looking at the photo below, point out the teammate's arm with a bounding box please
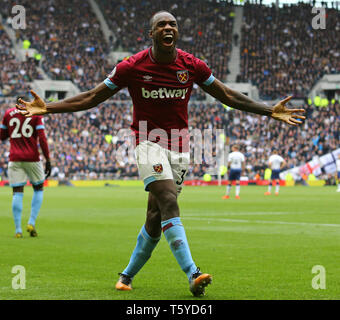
[37,126,51,178]
[200,78,305,126]
[16,83,120,116]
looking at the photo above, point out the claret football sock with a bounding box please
[28,190,43,227]
[161,217,197,280]
[122,225,161,278]
[12,192,24,233]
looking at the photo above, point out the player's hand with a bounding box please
[271,96,305,126]
[45,160,51,179]
[16,90,48,117]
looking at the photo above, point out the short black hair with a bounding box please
[149,10,174,28]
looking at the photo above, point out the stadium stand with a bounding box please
[0,23,42,97]
[0,0,111,91]
[238,3,340,100]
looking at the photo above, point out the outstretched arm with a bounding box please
[16,83,120,116]
[200,78,305,125]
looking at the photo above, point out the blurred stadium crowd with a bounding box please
[1,1,339,98]
[0,25,43,97]
[1,96,339,181]
[0,0,339,181]
[238,3,340,100]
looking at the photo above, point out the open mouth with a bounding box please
[162,34,174,46]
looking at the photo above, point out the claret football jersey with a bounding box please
[1,108,46,161]
[104,48,215,152]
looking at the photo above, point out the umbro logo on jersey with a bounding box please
[143,75,153,81]
[142,87,188,100]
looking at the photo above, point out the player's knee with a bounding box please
[147,208,161,223]
[160,190,177,207]
[146,209,161,230]
[158,191,179,220]
[149,182,179,219]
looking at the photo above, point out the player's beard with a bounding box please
[154,36,177,56]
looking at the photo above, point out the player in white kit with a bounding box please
[222,145,245,199]
[265,149,285,196]
[336,154,340,192]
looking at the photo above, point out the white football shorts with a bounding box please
[135,141,189,194]
[8,161,45,187]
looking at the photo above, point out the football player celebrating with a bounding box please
[16,11,305,296]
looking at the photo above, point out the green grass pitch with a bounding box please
[0,185,339,300]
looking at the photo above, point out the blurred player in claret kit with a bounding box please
[265,149,285,196]
[0,96,51,238]
[222,145,245,200]
[15,11,305,296]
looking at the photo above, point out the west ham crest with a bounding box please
[177,70,189,84]
[153,164,163,174]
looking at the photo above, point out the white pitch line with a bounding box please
[183,217,340,228]
[184,212,301,216]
